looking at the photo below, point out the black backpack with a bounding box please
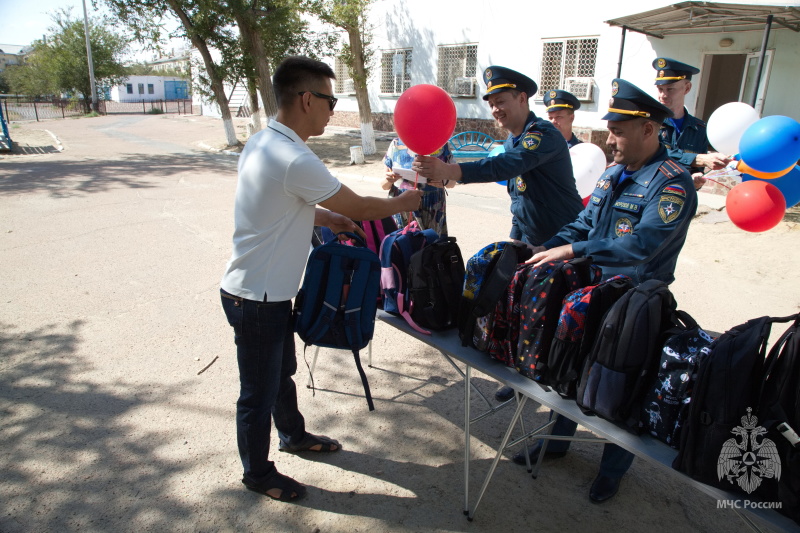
[294,232,381,411]
[457,241,532,348]
[673,315,797,488]
[548,275,634,398]
[640,311,714,448]
[512,258,601,382]
[407,236,465,330]
[576,279,676,430]
[756,314,800,523]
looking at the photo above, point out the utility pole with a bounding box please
[81,0,99,113]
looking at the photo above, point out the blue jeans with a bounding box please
[220,289,306,487]
[543,413,634,479]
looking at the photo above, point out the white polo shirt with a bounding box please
[220,121,341,302]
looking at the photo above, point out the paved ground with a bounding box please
[2,113,797,532]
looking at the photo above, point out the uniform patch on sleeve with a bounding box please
[521,132,542,151]
[658,194,685,223]
[515,176,527,192]
[615,217,633,237]
[662,184,686,197]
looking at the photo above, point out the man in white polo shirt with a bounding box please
[220,56,421,502]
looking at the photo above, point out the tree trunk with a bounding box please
[166,0,239,147]
[247,77,262,132]
[234,10,278,123]
[347,25,376,155]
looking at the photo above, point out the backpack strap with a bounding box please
[304,253,346,343]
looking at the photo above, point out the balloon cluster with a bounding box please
[707,105,800,232]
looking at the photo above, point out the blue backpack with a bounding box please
[294,232,381,411]
[379,221,439,334]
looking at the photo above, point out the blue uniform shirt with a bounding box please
[567,133,582,148]
[459,112,584,245]
[659,108,709,171]
[543,145,697,285]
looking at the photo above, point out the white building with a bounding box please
[327,0,799,135]
[108,75,188,102]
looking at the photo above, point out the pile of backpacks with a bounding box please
[457,242,799,524]
[295,229,798,523]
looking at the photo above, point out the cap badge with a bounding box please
[657,58,667,68]
[659,70,665,77]
[549,90,557,99]
[611,81,619,96]
[484,68,492,81]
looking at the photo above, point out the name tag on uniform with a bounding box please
[613,200,642,213]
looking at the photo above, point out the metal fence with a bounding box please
[0,95,193,122]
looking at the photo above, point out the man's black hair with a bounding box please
[273,56,336,107]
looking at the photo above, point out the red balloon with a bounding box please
[726,180,786,232]
[394,84,457,155]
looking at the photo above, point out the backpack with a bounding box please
[485,261,541,365]
[407,236,465,330]
[513,258,601,381]
[293,232,381,411]
[359,217,398,256]
[757,314,800,524]
[640,311,714,448]
[379,221,439,334]
[547,275,634,398]
[576,279,676,430]
[457,241,532,349]
[673,315,795,486]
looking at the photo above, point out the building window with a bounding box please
[138,83,144,95]
[437,44,478,98]
[333,57,355,95]
[126,84,133,94]
[539,37,598,100]
[147,84,154,94]
[379,49,411,96]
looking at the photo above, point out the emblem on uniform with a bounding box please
[549,90,557,99]
[662,184,686,197]
[484,68,492,81]
[603,180,610,190]
[615,217,633,237]
[657,58,667,68]
[659,70,665,78]
[611,81,619,96]
[516,176,527,192]
[658,194,685,223]
[521,132,542,151]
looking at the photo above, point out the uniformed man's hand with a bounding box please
[694,152,730,171]
[528,244,574,267]
[692,172,706,191]
[412,155,462,183]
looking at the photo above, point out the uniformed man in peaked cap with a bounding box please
[413,65,583,248]
[653,57,730,188]
[516,78,698,504]
[413,65,584,403]
[543,89,582,147]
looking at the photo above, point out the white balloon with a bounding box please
[570,142,608,197]
[706,102,760,156]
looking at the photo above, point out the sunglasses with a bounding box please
[298,90,338,111]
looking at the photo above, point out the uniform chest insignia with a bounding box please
[622,192,645,198]
[603,180,611,190]
[516,176,527,192]
[615,217,633,237]
[658,194,685,223]
[522,132,542,151]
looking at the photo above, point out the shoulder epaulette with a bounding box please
[657,159,686,180]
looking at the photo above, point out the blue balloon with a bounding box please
[488,145,507,185]
[742,165,800,208]
[739,115,800,173]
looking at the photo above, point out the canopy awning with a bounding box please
[605,2,800,38]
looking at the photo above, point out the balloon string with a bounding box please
[408,170,419,224]
[702,177,733,190]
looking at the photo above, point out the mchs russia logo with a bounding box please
[718,408,781,494]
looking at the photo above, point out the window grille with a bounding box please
[437,44,477,97]
[380,49,411,95]
[138,83,144,95]
[539,37,598,98]
[147,84,154,94]
[333,57,354,94]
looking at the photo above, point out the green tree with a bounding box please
[5,9,128,111]
[306,0,376,154]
